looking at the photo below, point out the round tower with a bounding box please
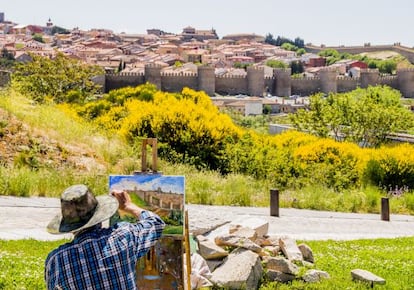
[397,68,414,98]
[273,68,291,97]
[144,63,162,90]
[359,68,379,88]
[247,66,265,96]
[197,65,215,96]
[319,68,337,94]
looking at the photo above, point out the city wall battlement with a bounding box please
[103,65,414,98]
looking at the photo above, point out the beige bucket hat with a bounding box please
[47,184,119,234]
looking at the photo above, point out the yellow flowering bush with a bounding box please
[364,144,414,191]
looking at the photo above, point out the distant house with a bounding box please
[307,56,326,67]
[180,26,218,42]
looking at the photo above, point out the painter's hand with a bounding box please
[111,190,132,211]
[111,190,143,218]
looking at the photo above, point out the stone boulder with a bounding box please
[279,237,303,262]
[211,248,263,289]
[298,243,314,263]
[215,235,262,253]
[351,269,386,286]
[266,270,296,283]
[197,235,228,260]
[265,256,299,275]
[229,217,269,237]
[302,269,330,282]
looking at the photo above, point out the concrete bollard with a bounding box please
[270,189,279,217]
[381,197,390,221]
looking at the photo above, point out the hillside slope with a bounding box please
[0,107,105,173]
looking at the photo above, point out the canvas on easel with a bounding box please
[109,173,185,290]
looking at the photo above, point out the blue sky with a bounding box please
[2,0,413,46]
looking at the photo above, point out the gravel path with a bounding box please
[1,196,414,241]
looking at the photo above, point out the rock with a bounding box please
[279,237,303,262]
[266,270,296,283]
[265,256,299,275]
[262,245,280,256]
[229,225,257,241]
[257,235,282,247]
[230,217,269,237]
[302,269,330,282]
[298,243,314,263]
[351,269,386,285]
[211,248,263,289]
[197,235,228,260]
[206,259,223,272]
[215,235,262,253]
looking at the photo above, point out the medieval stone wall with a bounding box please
[337,76,358,93]
[162,72,198,93]
[105,72,145,91]
[103,65,414,98]
[291,77,320,96]
[215,75,248,95]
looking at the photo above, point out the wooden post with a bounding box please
[184,210,192,290]
[381,197,390,221]
[141,138,158,173]
[270,189,279,217]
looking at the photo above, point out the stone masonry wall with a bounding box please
[103,67,414,98]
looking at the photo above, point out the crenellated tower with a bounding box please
[360,68,379,88]
[397,68,414,98]
[319,68,337,94]
[247,66,264,96]
[273,68,291,97]
[144,63,162,90]
[197,65,215,96]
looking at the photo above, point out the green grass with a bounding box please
[0,239,66,290]
[260,237,414,289]
[1,237,413,289]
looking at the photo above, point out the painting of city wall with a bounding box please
[109,173,185,290]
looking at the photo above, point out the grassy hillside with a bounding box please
[1,87,414,214]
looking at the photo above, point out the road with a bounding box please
[1,196,414,241]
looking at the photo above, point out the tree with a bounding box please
[294,37,305,48]
[290,86,414,147]
[281,43,298,51]
[265,59,287,69]
[264,33,276,46]
[32,33,45,43]
[289,60,304,75]
[51,26,70,35]
[12,52,104,103]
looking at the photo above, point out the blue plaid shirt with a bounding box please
[45,211,165,290]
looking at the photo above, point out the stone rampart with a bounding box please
[103,67,414,98]
[291,77,320,96]
[305,44,414,64]
[337,76,358,93]
[162,74,198,93]
[106,72,145,91]
[215,75,248,95]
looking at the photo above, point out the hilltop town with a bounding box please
[1,12,414,114]
[2,12,407,80]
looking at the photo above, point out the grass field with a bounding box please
[1,237,413,289]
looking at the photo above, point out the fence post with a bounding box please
[270,189,279,217]
[381,197,390,221]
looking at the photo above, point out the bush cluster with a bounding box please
[70,84,414,193]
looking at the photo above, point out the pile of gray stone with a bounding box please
[190,217,329,289]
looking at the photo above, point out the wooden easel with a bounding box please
[184,210,192,290]
[139,138,158,173]
[138,138,192,290]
